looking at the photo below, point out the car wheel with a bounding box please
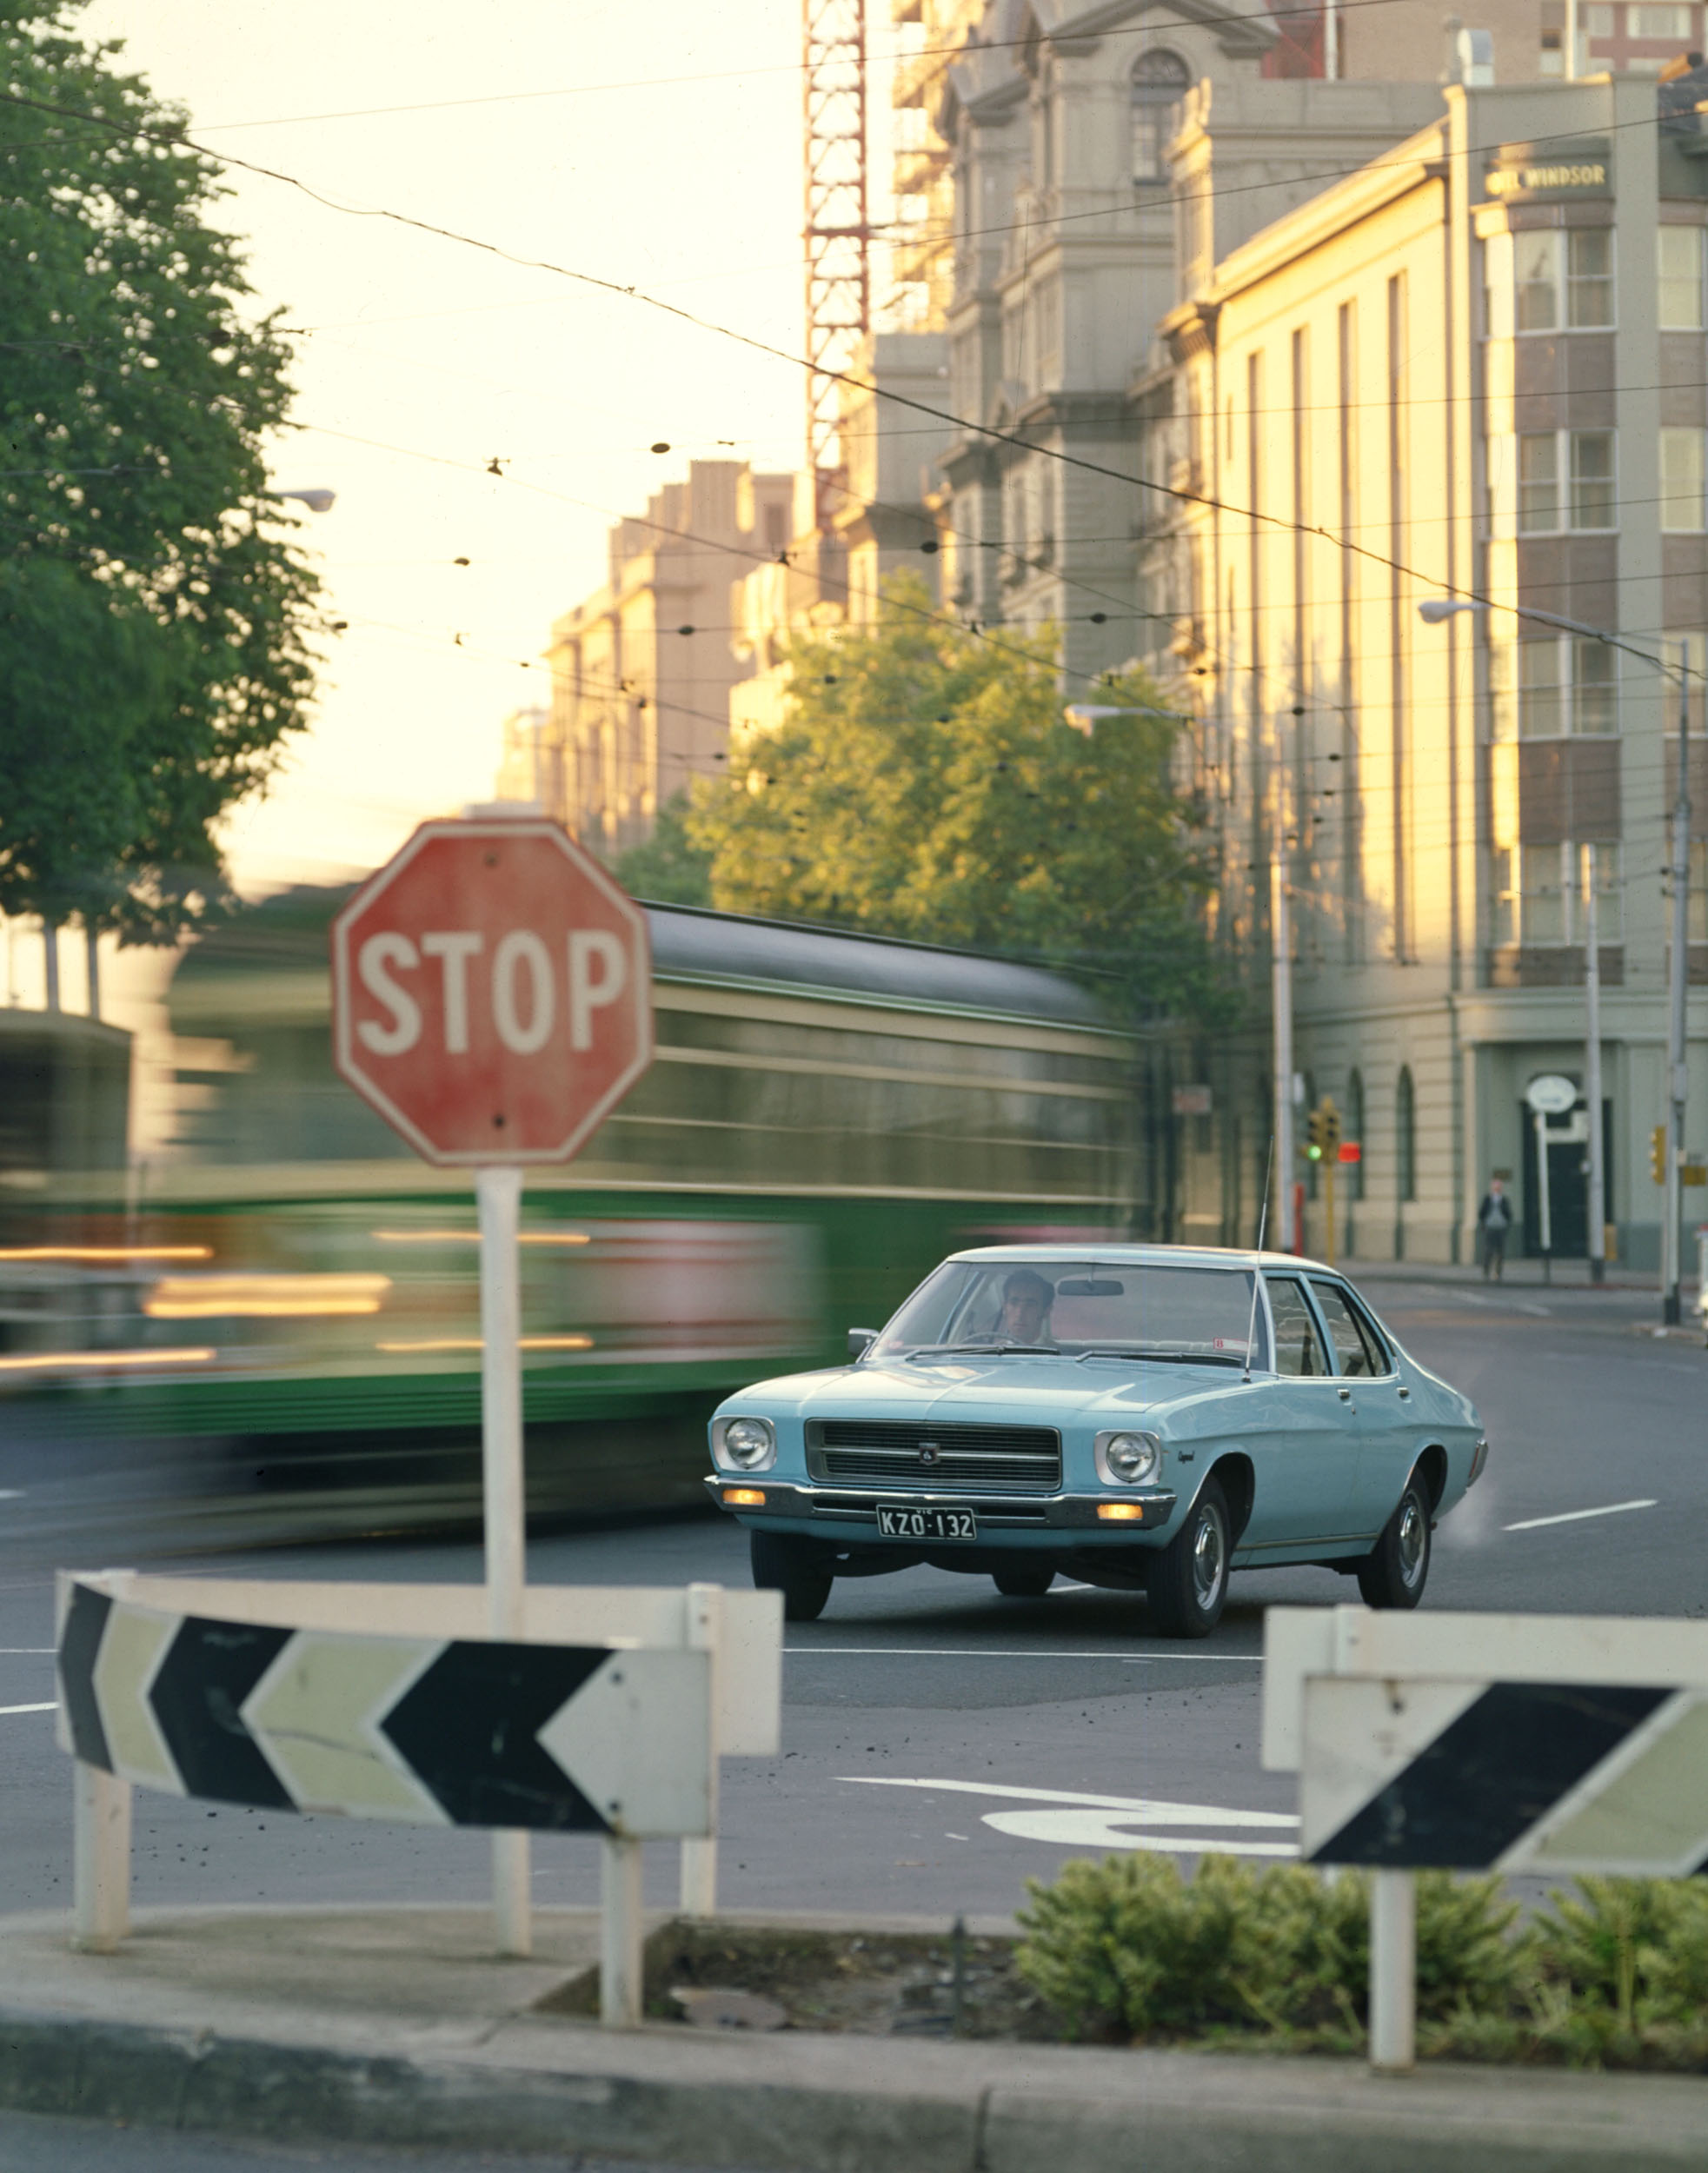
[1357,1475,1432,1611]
[992,1565,1054,1599]
[1145,1478,1229,1639]
[749,1530,834,1624]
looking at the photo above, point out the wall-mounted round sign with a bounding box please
[1525,1073,1578,1116]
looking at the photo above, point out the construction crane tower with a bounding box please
[801,0,871,535]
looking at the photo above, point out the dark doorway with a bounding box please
[1520,1096,1612,1259]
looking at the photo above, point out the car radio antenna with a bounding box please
[1242,1135,1273,1384]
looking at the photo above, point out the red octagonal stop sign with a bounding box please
[330,817,652,1166]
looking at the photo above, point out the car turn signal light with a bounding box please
[1097,1502,1146,1522]
[721,1486,768,1507]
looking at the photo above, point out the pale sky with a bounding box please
[76,0,901,899]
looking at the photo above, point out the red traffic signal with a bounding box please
[1338,1141,1362,1164]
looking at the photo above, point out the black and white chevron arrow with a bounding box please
[1301,1673,1708,1876]
[56,1579,712,1838]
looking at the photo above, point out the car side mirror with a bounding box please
[847,1327,878,1361]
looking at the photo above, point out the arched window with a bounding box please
[1346,1067,1366,1201]
[1132,50,1191,184]
[1396,1066,1417,1204]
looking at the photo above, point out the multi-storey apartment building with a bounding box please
[931,1,1445,688]
[537,462,794,853]
[1140,75,1708,1267]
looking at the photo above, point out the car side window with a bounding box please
[1344,1291,1394,1376]
[1266,1276,1330,1377]
[1310,1281,1380,1378]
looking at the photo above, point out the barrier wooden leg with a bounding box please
[72,1761,130,1954]
[601,1836,644,2028]
[1369,1869,1416,2072]
[680,1581,720,1917]
[491,1829,531,1958]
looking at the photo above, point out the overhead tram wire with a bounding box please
[13,96,1708,639]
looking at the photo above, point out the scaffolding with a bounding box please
[802,0,871,533]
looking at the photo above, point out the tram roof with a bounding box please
[169,884,1111,1030]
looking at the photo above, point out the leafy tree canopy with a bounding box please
[615,792,712,908]
[682,576,1226,1021]
[0,0,320,941]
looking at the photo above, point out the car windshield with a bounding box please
[872,1259,1266,1368]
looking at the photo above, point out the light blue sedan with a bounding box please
[705,1245,1487,1638]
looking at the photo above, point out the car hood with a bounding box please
[721,1354,1253,1426]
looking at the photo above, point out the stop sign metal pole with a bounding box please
[477,1161,530,1955]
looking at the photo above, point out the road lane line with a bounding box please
[0,1702,56,1716]
[1504,1499,1658,1532]
[837,1775,1298,1826]
[982,1809,1297,1857]
[788,1647,1257,1660]
[0,1648,53,1654]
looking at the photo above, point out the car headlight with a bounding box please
[1095,1429,1161,1486]
[716,1416,775,1472]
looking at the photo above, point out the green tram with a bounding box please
[11,893,1146,1526]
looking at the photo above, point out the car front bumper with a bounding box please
[702,1474,1179,1538]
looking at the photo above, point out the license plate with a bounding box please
[876,1504,977,1540]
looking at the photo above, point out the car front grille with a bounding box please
[805,1419,1061,1496]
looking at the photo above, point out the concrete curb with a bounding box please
[3,2003,1708,2171]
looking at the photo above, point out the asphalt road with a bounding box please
[0,2113,781,2173]
[2,1276,1704,1932]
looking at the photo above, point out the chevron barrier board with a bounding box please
[1261,1606,1708,1874]
[56,1575,713,1838]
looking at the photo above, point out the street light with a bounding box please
[1062,702,1192,734]
[1419,596,1695,1318]
[269,488,337,513]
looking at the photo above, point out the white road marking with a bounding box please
[0,1648,53,1654]
[0,1702,56,1717]
[841,1773,1299,1859]
[788,1647,1256,1661]
[985,1809,1297,1857]
[1052,1581,1095,1592]
[0,1490,21,1500]
[839,1775,1298,1826]
[1504,1499,1658,1532]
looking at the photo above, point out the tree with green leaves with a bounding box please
[683,576,1225,1020]
[0,0,320,960]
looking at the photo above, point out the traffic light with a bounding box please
[1305,1106,1325,1162]
[1651,1125,1667,1186]
[1320,1099,1342,1159]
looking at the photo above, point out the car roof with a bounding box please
[947,1243,1345,1278]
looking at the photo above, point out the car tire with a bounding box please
[1357,1474,1432,1611]
[1145,1477,1230,1639]
[992,1566,1054,1599]
[749,1530,834,1623]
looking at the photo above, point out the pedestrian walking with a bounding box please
[1478,1177,1513,1280]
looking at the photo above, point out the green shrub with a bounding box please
[1015,1854,1525,2044]
[1532,1877,1708,2032]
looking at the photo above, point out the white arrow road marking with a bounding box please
[982,1810,1297,1857]
[536,1648,711,1840]
[93,1603,182,1791]
[840,1775,1299,1857]
[241,1631,447,1822]
[0,1702,55,1717]
[1504,1499,1657,1532]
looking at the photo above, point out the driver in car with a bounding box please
[996,1267,1054,1345]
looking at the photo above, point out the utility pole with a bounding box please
[1272,855,1294,1253]
[1583,844,1605,1283]
[1662,644,1692,1325]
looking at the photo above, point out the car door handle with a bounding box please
[1338,1386,1352,1401]
[1398,1387,1411,1401]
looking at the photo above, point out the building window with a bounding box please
[1660,428,1707,529]
[1491,635,1618,739]
[1517,430,1616,532]
[1492,841,1623,945]
[1585,3,1614,30]
[1132,50,1191,183]
[1512,229,1615,331]
[1663,627,1707,732]
[1632,3,1691,34]
[1691,838,1708,943]
[1658,226,1705,328]
[1396,1067,1417,1204]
